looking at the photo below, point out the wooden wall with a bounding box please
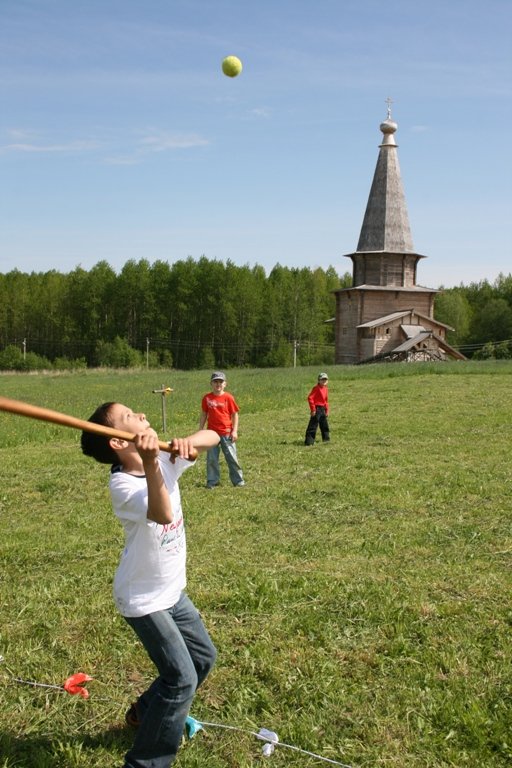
[335,291,359,364]
[360,291,433,323]
[335,287,438,364]
[352,254,419,288]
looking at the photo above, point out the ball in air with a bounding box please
[222,55,243,78]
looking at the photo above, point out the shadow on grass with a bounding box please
[0,723,132,767]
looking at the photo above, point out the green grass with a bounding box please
[0,362,511,767]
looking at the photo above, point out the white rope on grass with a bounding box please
[1,658,353,767]
[12,677,64,691]
[194,719,354,768]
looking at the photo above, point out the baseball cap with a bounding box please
[318,372,329,381]
[211,371,226,382]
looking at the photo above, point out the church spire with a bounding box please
[356,105,414,253]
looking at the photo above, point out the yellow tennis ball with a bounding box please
[222,55,242,78]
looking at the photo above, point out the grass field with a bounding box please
[0,362,511,768]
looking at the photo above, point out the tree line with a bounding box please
[1,258,511,371]
[0,258,348,370]
[434,273,512,359]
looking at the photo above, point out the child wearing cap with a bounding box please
[304,372,330,446]
[199,372,245,488]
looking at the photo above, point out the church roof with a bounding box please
[401,324,427,338]
[357,309,454,331]
[358,310,412,327]
[356,110,415,254]
[391,331,465,360]
[392,331,432,351]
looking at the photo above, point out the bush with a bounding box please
[95,337,144,368]
[0,345,24,370]
[23,352,51,371]
[197,346,216,370]
[0,345,51,371]
[495,341,512,359]
[472,341,512,360]
[53,357,88,370]
[158,349,173,369]
[259,341,293,368]
[297,345,335,367]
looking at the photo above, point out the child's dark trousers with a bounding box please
[305,406,330,445]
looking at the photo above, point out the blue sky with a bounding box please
[0,0,510,288]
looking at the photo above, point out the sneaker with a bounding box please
[235,481,246,487]
[125,702,141,728]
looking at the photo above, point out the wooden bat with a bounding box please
[0,396,198,460]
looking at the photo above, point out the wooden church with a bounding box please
[334,109,465,364]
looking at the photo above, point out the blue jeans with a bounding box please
[207,435,244,486]
[123,592,216,768]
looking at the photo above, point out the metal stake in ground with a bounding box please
[152,385,173,434]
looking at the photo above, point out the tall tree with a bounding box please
[59,262,118,362]
[434,289,472,346]
[113,260,156,348]
[166,258,201,369]
[470,298,512,345]
[222,261,265,367]
[1,270,32,349]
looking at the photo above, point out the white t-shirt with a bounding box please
[109,453,194,618]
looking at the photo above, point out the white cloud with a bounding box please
[139,133,210,152]
[0,139,100,154]
[248,107,272,119]
[0,130,209,163]
[103,131,210,165]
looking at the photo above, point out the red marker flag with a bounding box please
[63,673,93,698]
